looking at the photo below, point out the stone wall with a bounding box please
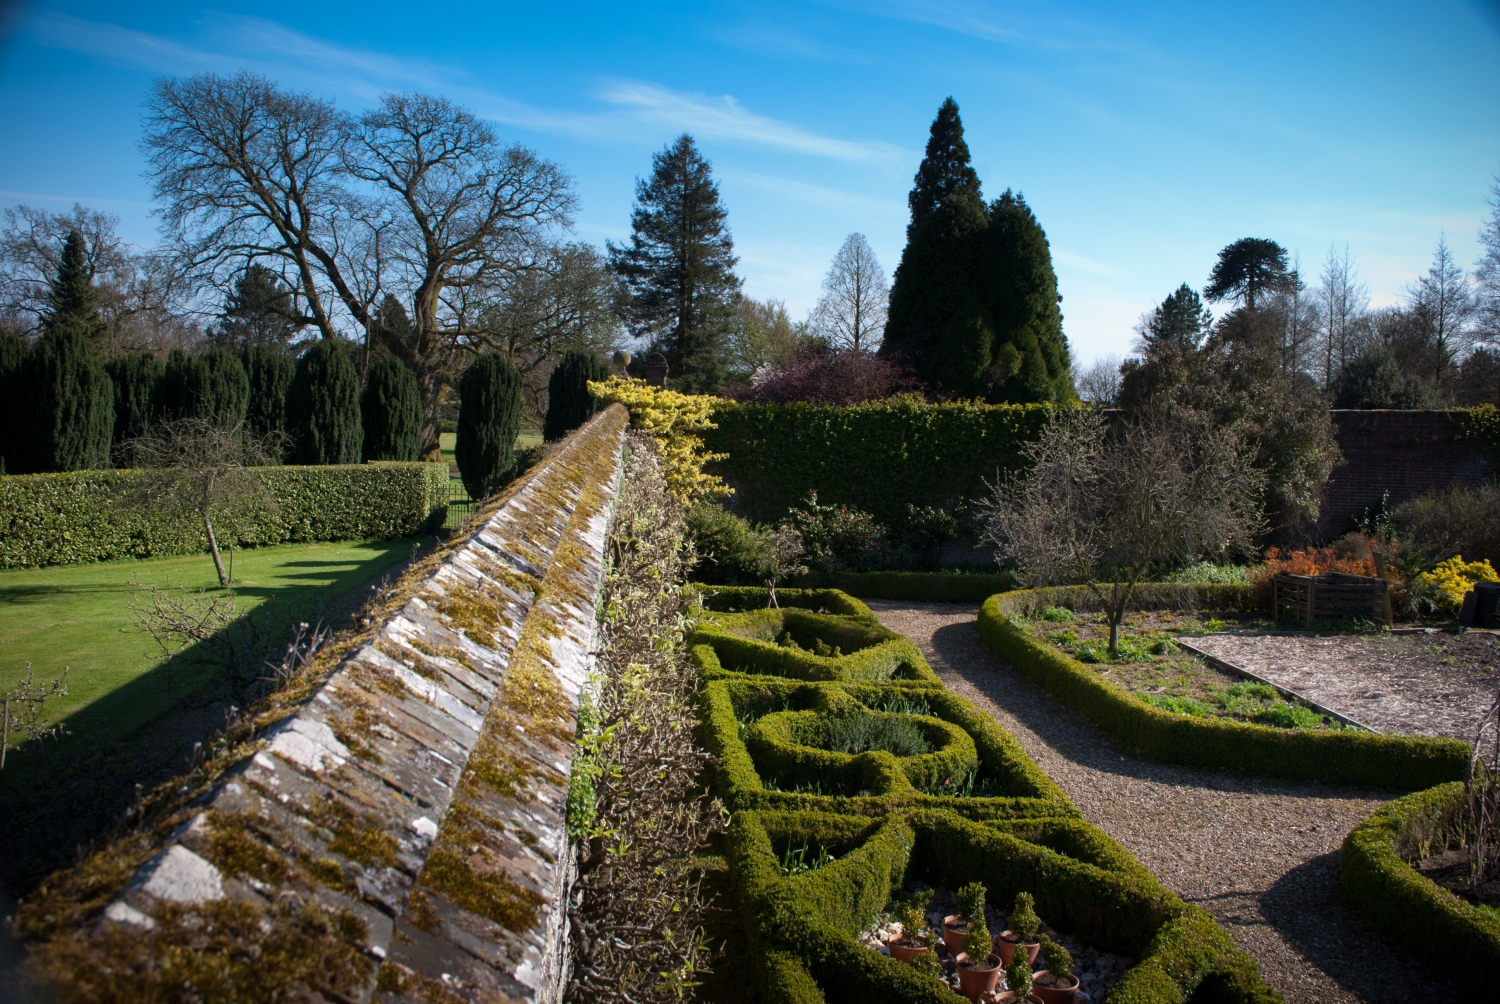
[18,405,629,1004]
[1316,410,1488,540]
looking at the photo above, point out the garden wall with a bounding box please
[1316,410,1489,539]
[15,406,630,1004]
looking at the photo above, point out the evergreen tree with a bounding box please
[543,349,609,441]
[42,231,107,349]
[371,294,416,358]
[0,326,26,473]
[1141,283,1213,353]
[104,353,165,446]
[218,264,300,348]
[287,340,363,465]
[455,353,523,500]
[907,97,982,231]
[884,105,1074,402]
[22,327,114,472]
[1332,348,1437,408]
[243,343,295,445]
[609,135,741,393]
[981,190,1073,402]
[156,349,200,421]
[201,346,249,425]
[1205,238,1296,311]
[361,356,423,461]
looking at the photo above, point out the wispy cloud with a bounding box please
[719,169,903,220]
[24,12,900,163]
[715,25,869,64]
[598,82,904,162]
[1052,248,1124,278]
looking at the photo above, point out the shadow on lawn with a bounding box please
[0,540,427,898]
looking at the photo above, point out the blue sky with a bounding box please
[0,1,1497,364]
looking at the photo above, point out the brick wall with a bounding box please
[1316,410,1488,540]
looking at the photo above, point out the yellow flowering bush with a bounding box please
[1412,556,1499,614]
[589,376,731,504]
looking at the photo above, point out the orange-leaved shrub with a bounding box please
[1249,535,1398,611]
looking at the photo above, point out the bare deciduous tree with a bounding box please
[1476,172,1500,347]
[1317,243,1370,388]
[979,409,1264,653]
[119,417,281,587]
[1,664,69,770]
[809,232,888,352]
[1406,234,1477,391]
[1072,354,1122,405]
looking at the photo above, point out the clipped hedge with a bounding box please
[0,462,449,568]
[704,399,1052,525]
[692,587,1281,1004]
[1341,783,1500,989]
[794,570,1019,603]
[977,585,1469,787]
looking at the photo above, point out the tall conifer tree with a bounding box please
[44,231,107,349]
[361,356,423,461]
[543,349,609,441]
[104,353,165,446]
[610,135,741,393]
[287,340,363,464]
[907,97,983,231]
[243,343,295,445]
[218,264,300,348]
[0,327,26,473]
[455,353,523,500]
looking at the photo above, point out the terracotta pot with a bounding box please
[943,914,970,956]
[886,937,929,965]
[993,994,1046,1004]
[1031,971,1080,1004]
[954,952,1002,1002]
[995,931,1041,967]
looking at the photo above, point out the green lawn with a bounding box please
[0,538,428,742]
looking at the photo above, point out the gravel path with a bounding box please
[865,600,1458,1004]
[1187,631,1500,742]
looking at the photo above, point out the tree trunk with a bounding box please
[204,512,229,588]
[1108,615,1120,656]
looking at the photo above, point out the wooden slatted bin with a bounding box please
[1272,571,1392,628]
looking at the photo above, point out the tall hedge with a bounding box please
[156,347,249,424]
[287,339,363,465]
[704,398,1053,524]
[104,352,164,445]
[21,327,114,473]
[243,343,295,443]
[543,349,609,441]
[361,355,422,461]
[0,327,25,474]
[456,352,523,500]
[0,462,448,568]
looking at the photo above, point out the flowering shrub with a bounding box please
[782,490,890,572]
[589,376,730,504]
[1410,556,1499,615]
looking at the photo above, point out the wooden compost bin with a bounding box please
[1272,571,1392,628]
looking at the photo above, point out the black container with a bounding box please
[1460,581,1500,627]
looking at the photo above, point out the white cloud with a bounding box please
[718,169,903,219]
[1052,248,1124,279]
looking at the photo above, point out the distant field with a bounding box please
[0,538,426,742]
[440,429,544,527]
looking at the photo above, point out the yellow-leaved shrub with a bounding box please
[589,376,731,504]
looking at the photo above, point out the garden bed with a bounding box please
[1413,848,1500,912]
[1188,631,1500,741]
[1015,607,1347,731]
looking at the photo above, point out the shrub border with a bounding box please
[977,585,1469,787]
[1340,782,1500,989]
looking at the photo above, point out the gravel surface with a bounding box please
[865,600,1459,1004]
[1186,630,1500,742]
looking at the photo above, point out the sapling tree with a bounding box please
[119,417,281,588]
[1,664,69,770]
[980,408,1264,654]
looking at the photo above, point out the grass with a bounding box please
[0,537,427,743]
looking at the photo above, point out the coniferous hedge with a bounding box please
[243,343,295,443]
[0,328,25,473]
[456,352,523,500]
[103,353,164,446]
[287,339,363,464]
[543,349,609,441]
[22,327,114,473]
[361,356,423,461]
[0,461,448,568]
[704,398,1053,524]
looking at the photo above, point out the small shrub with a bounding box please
[1168,561,1252,585]
[783,490,891,573]
[1006,952,1033,999]
[956,881,986,925]
[1411,556,1499,615]
[823,713,931,757]
[963,910,993,963]
[1038,935,1072,978]
[543,349,609,441]
[1250,544,1379,610]
[1009,891,1040,941]
[1038,605,1075,623]
[892,889,934,943]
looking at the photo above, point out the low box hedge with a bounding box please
[1341,782,1500,989]
[694,589,1282,1003]
[0,462,449,568]
[978,585,1469,788]
[792,570,1019,603]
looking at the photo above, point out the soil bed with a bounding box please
[858,883,1129,1003]
[1019,609,1344,730]
[1186,630,1500,741]
[1412,848,1500,913]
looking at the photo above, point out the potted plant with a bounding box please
[955,910,1002,1002]
[944,881,986,956]
[885,889,934,964]
[1031,935,1080,1004]
[996,891,1042,966]
[1003,951,1037,1004]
